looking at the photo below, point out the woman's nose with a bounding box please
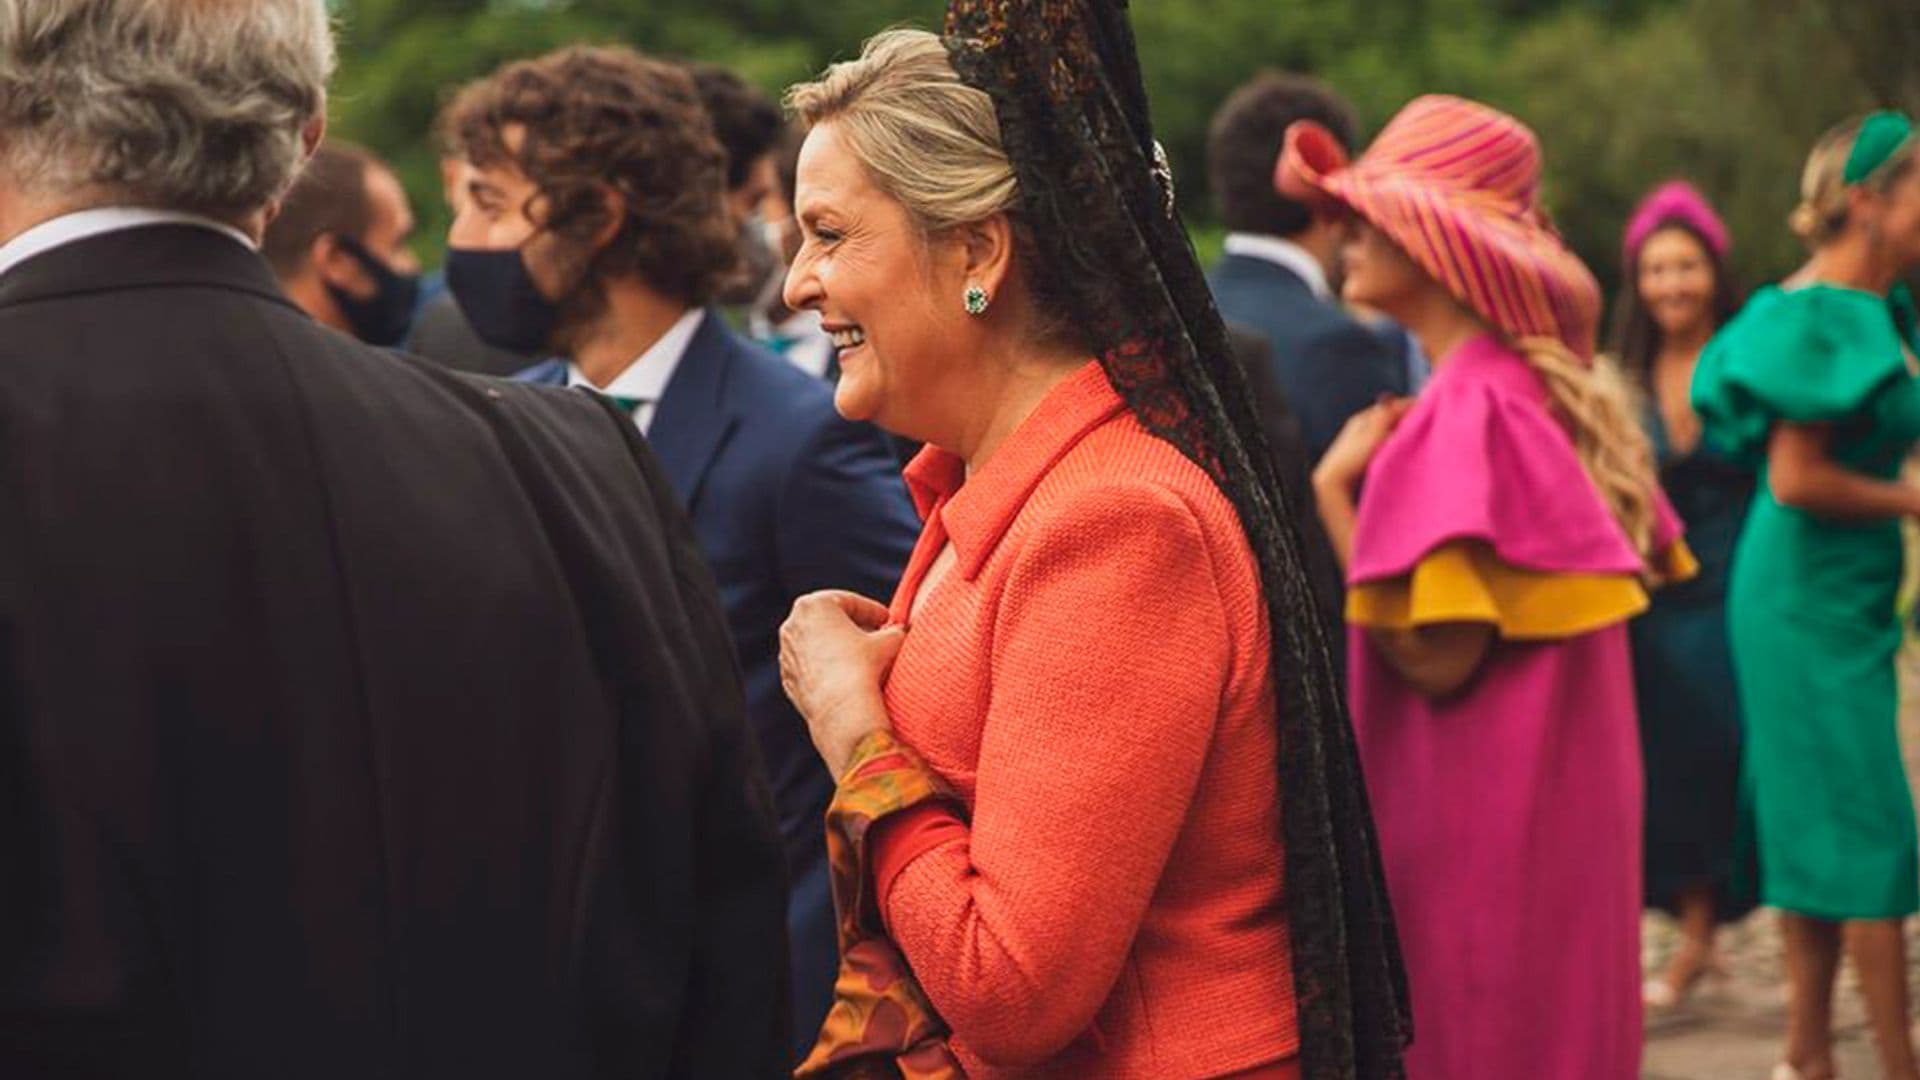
[783,251,822,313]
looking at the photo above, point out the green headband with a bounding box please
[1844,110,1916,185]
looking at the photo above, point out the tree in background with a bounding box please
[1485,0,1877,290]
[328,0,1913,294]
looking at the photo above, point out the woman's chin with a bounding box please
[831,373,882,424]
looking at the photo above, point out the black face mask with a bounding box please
[444,244,559,355]
[326,235,421,347]
[715,216,781,307]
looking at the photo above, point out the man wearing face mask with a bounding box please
[440,46,920,1064]
[405,155,544,376]
[750,126,839,381]
[686,62,787,311]
[262,140,422,347]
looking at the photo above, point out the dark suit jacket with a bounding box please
[1209,251,1409,462]
[1225,325,1345,672]
[519,316,918,1058]
[0,225,788,1079]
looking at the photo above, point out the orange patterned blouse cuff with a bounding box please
[794,730,966,1080]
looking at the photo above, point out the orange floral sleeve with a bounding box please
[795,730,967,1080]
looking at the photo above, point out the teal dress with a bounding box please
[1692,284,1920,920]
[1630,399,1757,920]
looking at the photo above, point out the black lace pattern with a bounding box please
[942,3,1412,1076]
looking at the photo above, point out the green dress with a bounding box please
[1692,283,1920,920]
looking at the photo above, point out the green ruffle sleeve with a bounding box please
[1692,284,1920,465]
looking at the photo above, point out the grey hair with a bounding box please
[0,0,335,216]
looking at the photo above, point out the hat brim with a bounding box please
[1275,121,1353,217]
[1281,131,1599,357]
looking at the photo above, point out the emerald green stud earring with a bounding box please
[964,284,990,316]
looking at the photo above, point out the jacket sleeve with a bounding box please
[590,396,794,1079]
[480,385,791,1076]
[775,412,920,604]
[878,482,1231,1066]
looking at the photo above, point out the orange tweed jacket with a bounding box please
[869,362,1297,1079]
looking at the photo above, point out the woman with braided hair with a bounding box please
[1289,97,1696,1078]
[774,4,1407,1078]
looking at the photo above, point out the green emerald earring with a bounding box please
[963,284,990,316]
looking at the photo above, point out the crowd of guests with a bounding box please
[4,0,1920,1078]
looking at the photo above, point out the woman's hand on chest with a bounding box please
[780,590,906,780]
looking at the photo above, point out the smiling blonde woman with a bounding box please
[774,6,1408,1078]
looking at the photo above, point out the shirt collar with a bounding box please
[1223,232,1331,300]
[0,207,256,281]
[902,359,1126,580]
[567,307,706,402]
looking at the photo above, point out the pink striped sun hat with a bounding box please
[1278,94,1603,361]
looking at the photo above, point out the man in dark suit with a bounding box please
[686,62,788,311]
[407,158,540,376]
[261,140,424,348]
[1206,73,1411,463]
[439,48,920,1061]
[0,3,787,1078]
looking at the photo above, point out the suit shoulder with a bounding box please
[510,357,568,384]
[1043,417,1240,529]
[1297,306,1395,360]
[720,327,835,407]
[713,328,867,454]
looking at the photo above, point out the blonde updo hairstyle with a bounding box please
[784,29,1084,349]
[1791,114,1920,248]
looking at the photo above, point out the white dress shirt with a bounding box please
[0,206,255,281]
[566,307,706,433]
[1222,232,1332,301]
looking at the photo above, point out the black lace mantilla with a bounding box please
[941,2,1412,1076]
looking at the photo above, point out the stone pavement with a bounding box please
[1640,911,1889,1077]
[1640,648,1920,1078]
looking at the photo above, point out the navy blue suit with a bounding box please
[519,313,919,1061]
[1209,252,1409,462]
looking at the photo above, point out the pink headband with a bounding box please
[1622,180,1729,267]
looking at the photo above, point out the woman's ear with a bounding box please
[1848,184,1885,236]
[955,213,1016,299]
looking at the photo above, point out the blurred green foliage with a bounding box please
[329,0,1919,301]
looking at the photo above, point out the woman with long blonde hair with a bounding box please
[1295,96,1693,1078]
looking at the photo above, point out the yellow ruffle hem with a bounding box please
[1347,539,1697,640]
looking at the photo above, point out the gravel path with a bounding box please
[1640,646,1920,1078]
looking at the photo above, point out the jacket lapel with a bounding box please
[645,311,738,510]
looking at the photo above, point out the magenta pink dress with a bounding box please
[1347,335,1681,1079]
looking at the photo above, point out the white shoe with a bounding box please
[1643,977,1681,1010]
